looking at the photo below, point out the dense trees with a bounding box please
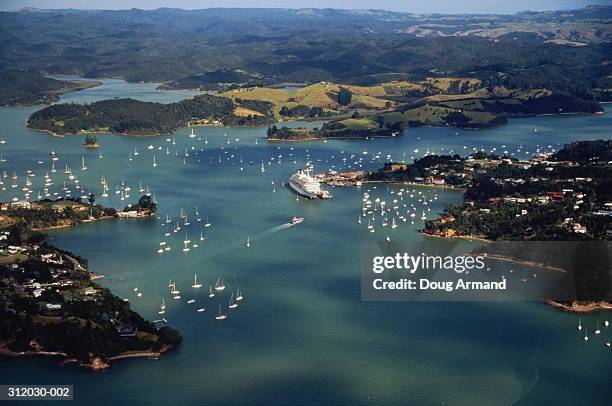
[28,95,252,135]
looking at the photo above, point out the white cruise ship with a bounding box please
[289,169,332,199]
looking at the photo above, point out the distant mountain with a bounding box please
[0,6,609,100]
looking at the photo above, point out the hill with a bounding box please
[27,95,274,136]
[0,70,100,107]
[0,7,609,102]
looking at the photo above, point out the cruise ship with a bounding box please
[289,169,332,199]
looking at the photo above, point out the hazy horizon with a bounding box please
[0,0,608,14]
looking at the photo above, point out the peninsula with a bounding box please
[0,196,181,370]
[0,70,100,107]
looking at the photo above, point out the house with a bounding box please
[573,223,587,234]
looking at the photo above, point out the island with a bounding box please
[27,94,274,136]
[27,76,603,138]
[0,196,182,370]
[0,70,100,107]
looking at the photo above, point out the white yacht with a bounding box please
[290,216,304,225]
[192,274,202,288]
[214,278,225,291]
[289,169,332,199]
[215,304,227,320]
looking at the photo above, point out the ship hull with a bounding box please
[289,178,318,199]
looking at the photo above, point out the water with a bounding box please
[0,80,611,405]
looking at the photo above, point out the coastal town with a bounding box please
[320,140,612,241]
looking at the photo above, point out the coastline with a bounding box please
[0,344,176,371]
[419,230,491,243]
[547,301,612,313]
[25,106,605,138]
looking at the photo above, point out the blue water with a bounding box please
[0,80,611,405]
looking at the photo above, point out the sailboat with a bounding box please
[214,277,225,291]
[153,155,157,168]
[209,286,215,298]
[228,292,238,309]
[192,274,202,288]
[215,304,227,320]
[158,298,166,314]
[204,217,211,227]
[245,236,251,248]
[81,156,87,171]
[236,289,243,301]
[189,128,196,138]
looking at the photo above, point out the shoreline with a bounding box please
[322,177,468,192]
[420,231,491,243]
[0,344,175,371]
[25,106,605,138]
[547,301,612,313]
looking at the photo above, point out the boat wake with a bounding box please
[257,223,293,237]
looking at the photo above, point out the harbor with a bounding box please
[0,77,611,404]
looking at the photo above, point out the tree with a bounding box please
[337,87,352,106]
[84,134,98,146]
[137,195,156,211]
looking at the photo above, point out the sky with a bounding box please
[0,0,608,14]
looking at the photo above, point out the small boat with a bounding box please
[228,292,238,309]
[215,304,227,320]
[214,278,225,291]
[290,216,304,225]
[187,299,196,304]
[192,274,202,288]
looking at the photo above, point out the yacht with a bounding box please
[289,169,332,199]
[214,278,226,291]
[228,292,238,309]
[192,274,202,288]
[215,304,227,320]
[290,216,304,225]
